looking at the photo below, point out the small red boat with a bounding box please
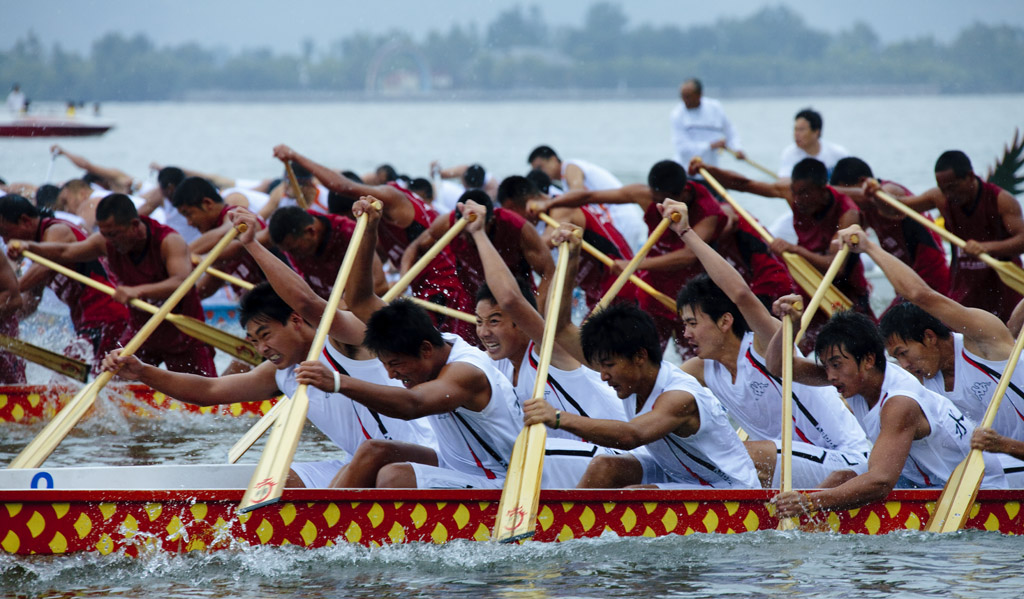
[0,116,112,138]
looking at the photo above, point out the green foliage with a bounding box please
[2,4,1023,100]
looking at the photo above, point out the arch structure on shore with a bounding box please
[364,41,432,94]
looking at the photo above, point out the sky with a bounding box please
[4,0,1024,55]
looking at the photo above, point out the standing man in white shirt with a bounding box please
[670,78,744,173]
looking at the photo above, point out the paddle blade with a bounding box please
[238,387,310,512]
[0,334,89,382]
[493,424,547,543]
[8,372,114,469]
[165,314,262,365]
[925,451,984,532]
[493,427,529,542]
[227,397,287,464]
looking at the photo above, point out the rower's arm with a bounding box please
[398,214,447,275]
[544,185,650,213]
[895,187,941,213]
[800,395,919,512]
[765,295,831,386]
[54,146,132,191]
[120,233,190,302]
[845,224,1013,356]
[343,199,387,323]
[16,222,79,293]
[0,256,23,319]
[14,233,107,264]
[335,361,489,420]
[526,389,698,450]
[519,220,556,312]
[978,189,1024,258]
[634,214,717,272]
[693,163,789,201]
[110,354,281,406]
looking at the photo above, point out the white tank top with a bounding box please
[427,333,522,480]
[923,333,1024,441]
[704,332,872,455]
[849,364,982,488]
[222,187,270,215]
[321,342,438,450]
[562,158,646,251]
[624,362,760,488]
[501,342,627,442]
[160,198,202,243]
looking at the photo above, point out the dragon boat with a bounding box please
[0,465,1021,556]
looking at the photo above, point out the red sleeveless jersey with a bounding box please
[944,178,1022,319]
[104,216,208,347]
[577,205,637,309]
[282,212,356,300]
[37,216,130,331]
[716,218,796,301]
[638,183,725,318]
[213,205,267,294]
[793,187,872,315]
[448,208,533,299]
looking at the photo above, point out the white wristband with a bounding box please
[333,371,341,393]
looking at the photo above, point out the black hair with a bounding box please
[455,189,494,224]
[171,176,223,209]
[878,301,952,345]
[376,164,398,183]
[648,160,688,197]
[676,274,750,339]
[684,77,702,94]
[464,164,486,189]
[81,172,104,186]
[795,108,823,133]
[364,298,444,356]
[34,185,60,210]
[580,302,663,365]
[791,158,828,186]
[934,150,974,179]
[288,162,313,181]
[814,311,886,372]
[157,167,185,191]
[497,175,541,208]
[340,170,363,184]
[268,206,315,244]
[266,178,283,196]
[327,190,356,215]
[408,178,433,201]
[95,194,138,225]
[476,279,538,311]
[830,157,874,187]
[0,194,41,223]
[239,282,295,329]
[527,145,558,164]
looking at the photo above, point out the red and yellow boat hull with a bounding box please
[2,489,1021,556]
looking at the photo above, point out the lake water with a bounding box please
[2,95,1024,598]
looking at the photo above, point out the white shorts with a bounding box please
[998,454,1024,488]
[409,462,505,489]
[540,438,615,489]
[771,440,867,489]
[292,459,350,488]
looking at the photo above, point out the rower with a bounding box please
[829,157,950,307]
[499,174,638,312]
[523,301,761,490]
[259,161,330,218]
[170,177,267,299]
[770,298,1007,519]
[290,198,522,489]
[527,145,648,252]
[273,144,476,344]
[872,150,1024,321]
[0,195,129,372]
[835,223,1024,486]
[400,189,554,306]
[51,145,135,195]
[429,162,498,214]
[0,249,25,383]
[9,194,216,375]
[662,198,871,488]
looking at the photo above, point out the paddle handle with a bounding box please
[594,213,680,312]
[794,236,855,345]
[207,265,256,291]
[698,167,775,243]
[228,397,287,463]
[407,296,476,323]
[284,161,310,209]
[383,214,474,302]
[537,213,675,311]
[723,148,777,180]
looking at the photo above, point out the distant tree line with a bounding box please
[3,3,1023,101]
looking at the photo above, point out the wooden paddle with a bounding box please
[407,296,476,323]
[794,236,855,345]
[537,213,676,311]
[0,333,89,382]
[873,187,1024,296]
[592,213,681,313]
[724,148,778,180]
[8,225,245,469]
[227,398,286,463]
[777,308,798,531]
[493,235,574,543]
[698,165,852,316]
[17,249,261,366]
[925,323,1024,532]
[237,203,376,513]
[382,214,474,302]
[284,161,310,210]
